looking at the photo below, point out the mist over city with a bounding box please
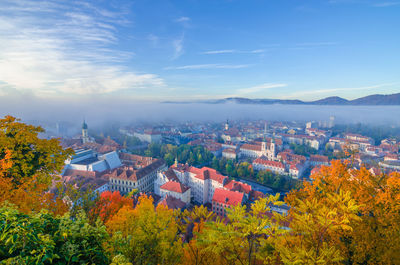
[1,0,400,264]
[2,95,400,129]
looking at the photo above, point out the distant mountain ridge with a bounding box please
[163,93,400,105]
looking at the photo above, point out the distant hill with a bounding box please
[350,93,400,105]
[163,93,400,105]
[309,96,349,105]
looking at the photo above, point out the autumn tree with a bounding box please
[90,190,133,224]
[277,190,360,264]
[0,115,73,185]
[106,195,183,265]
[0,150,68,215]
[197,195,287,265]
[179,206,220,265]
[284,160,400,264]
[0,116,71,215]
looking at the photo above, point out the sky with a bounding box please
[0,0,399,102]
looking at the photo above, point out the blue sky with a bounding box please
[0,0,399,101]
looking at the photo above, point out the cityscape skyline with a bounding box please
[0,0,399,102]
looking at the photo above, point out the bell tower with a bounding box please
[82,120,89,144]
[270,138,276,159]
[261,137,267,154]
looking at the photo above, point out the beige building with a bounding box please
[107,157,166,194]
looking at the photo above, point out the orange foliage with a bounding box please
[0,149,68,215]
[286,160,400,264]
[106,195,183,264]
[181,222,221,265]
[90,191,133,223]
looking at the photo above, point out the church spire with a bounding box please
[82,119,88,130]
[82,119,89,144]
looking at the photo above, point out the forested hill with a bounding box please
[164,92,400,105]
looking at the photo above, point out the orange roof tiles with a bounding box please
[241,143,262,151]
[253,158,285,169]
[310,155,329,163]
[160,181,190,193]
[158,195,186,209]
[212,188,244,206]
[224,180,252,194]
[191,167,227,184]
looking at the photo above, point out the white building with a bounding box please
[134,131,162,143]
[240,139,276,160]
[171,165,228,204]
[159,181,191,205]
[222,148,237,160]
[289,164,305,179]
[252,158,285,175]
[64,149,122,174]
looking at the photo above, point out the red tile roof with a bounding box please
[253,158,285,169]
[160,181,190,193]
[310,155,329,163]
[119,153,156,168]
[385,153,398,160]
[158,195,186,210]
[224,180,252,194]
[311,166,322,175]
[212,188,244,206]
[289,163,300,171]
[240,143,262,152]
[171,163,191,172]
[277,152,306,164]
[189,167,227,184]
[223,148,237,154]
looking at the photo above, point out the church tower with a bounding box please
[82,120,89,144]
[225,119,229,130]
[261,137,267,154]
[270,138,276,160]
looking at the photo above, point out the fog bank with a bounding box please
[1,95,400,127]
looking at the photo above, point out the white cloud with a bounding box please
[0,0,164,96]
[236,83,288,94]
[172,35,184,60]
[249,49,265,53]
[164,64,251,70]
[295,42,338,47]
[147,34,159,45]
[175,16,190,23]
[202,49,265,54]
[202,49,237,54]
[373,1,400,7]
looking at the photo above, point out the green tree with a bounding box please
[164,153,175,166]
[211,157,219,171]
[0,205,109,264]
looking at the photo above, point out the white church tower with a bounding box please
[261,138,267,153]
[270,138,276,160]
[82,120,89,144]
